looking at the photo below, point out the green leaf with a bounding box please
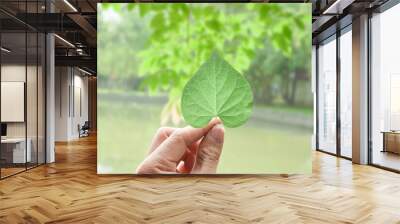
[138,4,151,17]
[101,3,110,10]
[150,13,165,30]
[127,4,136,11]
[294,17,305,30]
[111,4,121,11]
[181,53,253,128]
[206,19,221,31]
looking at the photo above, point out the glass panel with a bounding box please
[38,33,45,165]
[371,4,400,171]
[27,31,38,169]
[312,45,317,150]
[1,30,27,177]
[318,37,337,154]
[0,1,46,178]
[340,29,352,158]
[26,0,39,169]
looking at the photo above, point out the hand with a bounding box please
[136,119,225,174]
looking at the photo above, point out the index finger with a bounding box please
[148,127,176,155]
[155,118,221,163]
[176,121,219,146]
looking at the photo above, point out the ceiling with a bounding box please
[0,0,98,74]
[311,0,390,43]
[1,0,395,73]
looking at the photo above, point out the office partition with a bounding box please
[0,1,47,179]
[0,30,28,177]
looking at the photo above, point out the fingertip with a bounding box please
[208,117,222,127]
[209,123,224,144]
[176,118,222,147]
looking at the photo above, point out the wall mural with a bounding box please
[97,3,312,174]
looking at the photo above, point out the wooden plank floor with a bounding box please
[1,134,400,224]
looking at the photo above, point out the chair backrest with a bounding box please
[83,121,90,129]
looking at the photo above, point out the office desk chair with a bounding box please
[79,121,90,138]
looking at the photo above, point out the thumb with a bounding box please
[192,124,224,174]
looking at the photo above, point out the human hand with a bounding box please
[136,119,224,174]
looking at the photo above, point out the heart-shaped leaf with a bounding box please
[181,53,253,128]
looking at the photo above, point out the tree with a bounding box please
[98,3,311,123]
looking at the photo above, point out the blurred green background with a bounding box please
[98,3,313,174]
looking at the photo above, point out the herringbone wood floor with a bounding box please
[1,135,400,224]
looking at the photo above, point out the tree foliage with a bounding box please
[98,3,311,124]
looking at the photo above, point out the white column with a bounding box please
[46,32,55,163]
[352,14,369,164]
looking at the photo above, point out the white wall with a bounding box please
[55,67,89,141]
[1,65,37,138]
[55,66,70,141]
[1,66,26,132]
[69,73,89,138]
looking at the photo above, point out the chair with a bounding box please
[79,121,90,138]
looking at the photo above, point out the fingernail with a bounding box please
[210,117,221,125]
[210,124,224,144]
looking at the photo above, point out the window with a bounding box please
[339,28,352,158]
[317,36,337,154]
[371,3,400,171]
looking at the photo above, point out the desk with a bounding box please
[382,131,400,154]
[1,138,31,163]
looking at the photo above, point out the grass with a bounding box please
[98,88,313,116]
[98,94,312,174]
[98,88,149,95]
